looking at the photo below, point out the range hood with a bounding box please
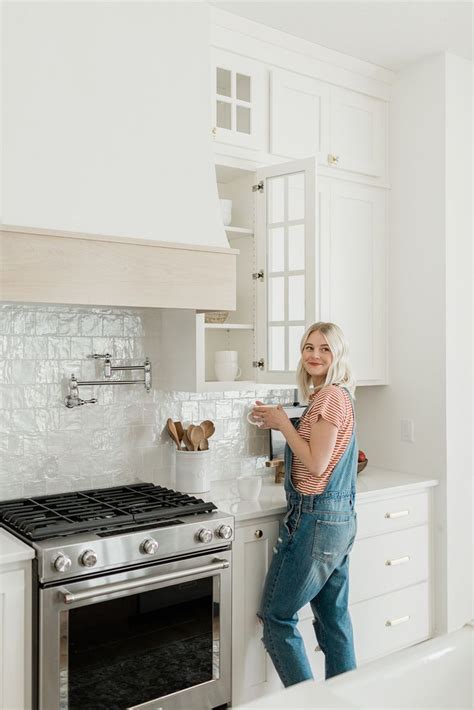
[1,3,235,309]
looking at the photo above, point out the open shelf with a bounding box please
[204,323,254,330]
[225,226,254,236]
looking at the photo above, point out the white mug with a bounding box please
[215,362,241,381]
[247,404,280,426]
[214,350,238,362]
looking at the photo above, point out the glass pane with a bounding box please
[269,326,285,371]
[236,105,251,134]
[288,172,305,221]
[267,176,284,224]
[268,227,285,273]
[236,73,251,102]
[68,578,215,708]
[289,325,305,371]
[288,275,305,320]
[288,225,305,271]
[216,100,231,130]
[269,276,284,321]
[216,67,231,97]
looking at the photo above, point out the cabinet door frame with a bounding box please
[255,156,318,385]
[211,48,266,152]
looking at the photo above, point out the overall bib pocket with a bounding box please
[311,512,353,562]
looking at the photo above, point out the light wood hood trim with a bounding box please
[0,225,237,311]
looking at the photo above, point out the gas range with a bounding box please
[0,482,234,584]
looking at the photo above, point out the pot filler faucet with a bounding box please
[65,353,152,408]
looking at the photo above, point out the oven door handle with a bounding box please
[59,557,230,604]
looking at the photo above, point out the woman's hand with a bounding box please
[251,401,289,430]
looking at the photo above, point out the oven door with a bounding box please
[38,551,231,710]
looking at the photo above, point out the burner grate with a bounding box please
[0,483,217,540]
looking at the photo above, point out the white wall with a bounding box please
[355,52,473,633]
[2,1,227,247]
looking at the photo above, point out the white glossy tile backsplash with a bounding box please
[0,303,293,500]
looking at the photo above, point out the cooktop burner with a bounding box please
[0,483,217,541]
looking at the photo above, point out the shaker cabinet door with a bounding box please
[270,68,331,163]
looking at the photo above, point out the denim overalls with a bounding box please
[258,388,358,687]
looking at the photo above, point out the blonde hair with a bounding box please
[296,322,356,402]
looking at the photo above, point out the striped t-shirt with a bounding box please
[291,385,354,495]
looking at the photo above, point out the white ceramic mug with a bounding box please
[246,404,280,426]
[215,362,241,381]
[237,476,262,501]
[214,350,238,362]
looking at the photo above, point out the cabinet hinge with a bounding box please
[253,359,265,369]
[252,181,264,193]
[252,269,264,281]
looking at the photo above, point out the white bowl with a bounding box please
[237,476,262,501]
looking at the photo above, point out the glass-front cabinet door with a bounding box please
[211,48,265,151]
[255,157,318,385]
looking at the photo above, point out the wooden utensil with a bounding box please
[200,420,215,439]
[198,438,209,451]
[182,430,194,451]
[174,421,184,445]
[166,419,181,450]
[189,424,205,451]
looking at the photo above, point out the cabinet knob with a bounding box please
[254,529,263,539]
[327,153,340,165]
[212,126,217,138]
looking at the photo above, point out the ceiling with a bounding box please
[210,1,473,72]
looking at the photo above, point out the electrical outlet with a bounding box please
[401,419,415,443]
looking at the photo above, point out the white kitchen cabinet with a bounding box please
[0,532,33,710]
[270,69,387,185]
[212,48,266,153]
[319,178,388,385]
[232,518,282,706]
[231,485,434,704]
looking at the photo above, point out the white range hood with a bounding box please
[1,2,232,305]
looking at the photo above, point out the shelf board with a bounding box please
[204,322,254,330]
[225,226,254,236]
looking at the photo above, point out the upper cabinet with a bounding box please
[270,69,387,184]
[211,48,266,152]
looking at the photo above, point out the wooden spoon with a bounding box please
[166,418,181,449]
[182,430,194,451]
[200,420,215,439]
[199,437,209,451]
[174,421,184,445]
[189,424,205,451]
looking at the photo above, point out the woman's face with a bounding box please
[302,330,333,383]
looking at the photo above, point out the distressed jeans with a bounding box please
[258,496,357,687]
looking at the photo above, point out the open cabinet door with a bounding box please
[255,157,318,385]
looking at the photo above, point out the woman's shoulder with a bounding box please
[314,384,346,403]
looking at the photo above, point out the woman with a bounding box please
[252,322,358,687]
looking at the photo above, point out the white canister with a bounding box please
[175,449,211,493]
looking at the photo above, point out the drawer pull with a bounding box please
[385,555,410,566]
[385,615,410,627]
[385,509,409,519]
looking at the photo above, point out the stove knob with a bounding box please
[53,553,72,573]
[197,528,213,544]
[216,524,233,540]
[80,549,98,567]
[142,538,159,555]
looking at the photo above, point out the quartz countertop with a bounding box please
[207,466,438,523]
[0,528,35,565]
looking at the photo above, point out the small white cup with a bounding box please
[247,404,280,426]
[220,199,232,226]
[215,363,242,381]
[214,350,238,362]
[237,476,262,501]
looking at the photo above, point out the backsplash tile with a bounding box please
[0,303,293,500]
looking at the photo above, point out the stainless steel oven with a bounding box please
[39,550,231,710]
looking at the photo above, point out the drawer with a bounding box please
[355,491,429,539]
[351,581,431,663]
[350,525,429,604]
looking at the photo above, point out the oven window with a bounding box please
[67,577,218,709]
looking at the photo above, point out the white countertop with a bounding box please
[0,528,35,565]
[208,466,438,522]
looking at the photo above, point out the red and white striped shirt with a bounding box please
[291,385,354,495]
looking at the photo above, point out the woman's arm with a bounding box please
[252,401,338,478]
